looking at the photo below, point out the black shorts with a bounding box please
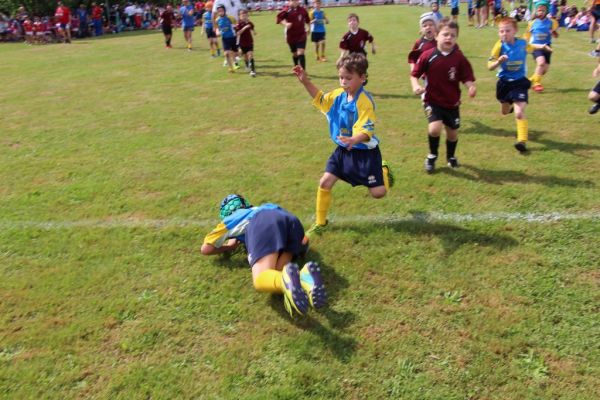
[532,48,551,64]
[245,209,305,267]
[451,7,459,16]
[162,25,172,35]
[222,36,238,51]
[325,145,384,188]
[288,40,306,53]
[592,81,600,94]
[476,0,485,8]
[496,77,531,104]
[205,27,216,38]
[424,103,461,129]
[494,7,502,16]
[311,31,325,43]
[240,45,254,54]
[183,25,194,32]
[592,5,600,20]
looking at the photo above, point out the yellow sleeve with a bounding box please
[203,222,229,248]
[551,18,558,32]
[353,93,376,139]
[526,43,535,53]
[311,88,343,113]
[228,16,236,24]
[309,9,314,20]
[523,22,533,42]
[487,40,502,69]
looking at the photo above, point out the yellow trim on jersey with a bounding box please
[203,221,229,248]
[354,93,376,139]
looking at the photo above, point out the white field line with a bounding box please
[1,212,599,230]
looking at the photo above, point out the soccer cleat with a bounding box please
[382,160,395,188]
[320,56,327,62]
[424,154,437,174]
[250,71,256,77]
[281,263,309,316]
[589,103,600,115]
[447,157,459,168]
[514,141,528,153]
[234,63,241,70]
[228,67,234,73]
[306,221,328,238]
[300,262,327,309]
[589,50,600,57]
[532,84,544,93]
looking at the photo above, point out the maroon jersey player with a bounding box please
[410,18,476,174]
[276,0,310,70]
[338,13,375,63]
[236,9,257,77]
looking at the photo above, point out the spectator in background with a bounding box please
[55,1,72,43]
[92,2,103,36]
[77,4,89,38]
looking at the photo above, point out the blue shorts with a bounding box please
[222,36,238,51]
[592,5,600,20]
[325,145,384,188]
[496,77,530,104]
[311,32,325,43]
[592,81,600,94]
[532,48,551,64]
[183,25,194,32]
[245,209,305,267]
[451,7,459,16]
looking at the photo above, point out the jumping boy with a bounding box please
[215,5,238,72]
[201,194,327,317]
[310,0,329,62]
[488,17,553,153]
[293,53,394,236]
[276,0,310,70]
[235,9,257,77]
[524,1,559,92]
[338,13,375,63]
[410,17,476,173]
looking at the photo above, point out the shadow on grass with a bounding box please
[463,121,600,155]
[369,92,413,100]
[440,164,594,187]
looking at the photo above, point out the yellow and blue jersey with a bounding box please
[216,15,236,39]
[311,87,379,150]
[525,18,558,46]
[310,9,326,33]
[203,203,281,248]
[489,38,534,81]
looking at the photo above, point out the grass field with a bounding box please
[1,4,599,399]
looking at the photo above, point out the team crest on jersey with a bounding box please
[448,67,457,81]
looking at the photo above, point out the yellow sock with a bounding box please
[253,269,283,293]
[382,166,390,190]
[530,74,540,85]
[516,119,528,143]
[315,187,331,226]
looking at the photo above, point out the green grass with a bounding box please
[1,5,599,399]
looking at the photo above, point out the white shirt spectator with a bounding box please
[212,0,244,23]
[125,4,136,17]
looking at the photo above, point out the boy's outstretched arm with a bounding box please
[488,54,508,71]
[201,239,240,255]
[293,65,321,98]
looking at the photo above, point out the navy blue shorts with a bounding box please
[245,209,305,267]
[325,145,384,188]
[288,40,306,53]
[222,36,238,51]
[532,48,551,64]
[496,77,530,104]
[183,25,194,32]
[424,103,461,129]
[593,81,600,94]
[311,32,325,43]
[451,7,459,16]
[592,5,600,20]
[205,27,216,38]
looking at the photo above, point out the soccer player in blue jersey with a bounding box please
[215,5,238,72]
[180,0,196,51]
[450,0,460,21]
[524,1,559,92]
[310,0,329,62]
[488,17,552,153]
[293,53,394,236]
[201,194,327,316]
[202,2,221,57]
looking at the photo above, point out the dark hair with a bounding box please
[347,13,359,22]
[337,53,368,77]
[437,17,459,35]
[217,5,225,11]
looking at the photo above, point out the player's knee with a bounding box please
[589,91,599,102]
[515,110,525,119]
[370,186,386,199]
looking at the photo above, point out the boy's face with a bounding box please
[313,1,320,9]
[290,0,299,7]
[217,7,225,16]
[431,3,439,11]
[436,26,458,52]
[421,20,436,39]
[338,67,365,94]
[239,11,248,21]
[348,16,358,31]
[498,22,516,43]
[536,5,548,18]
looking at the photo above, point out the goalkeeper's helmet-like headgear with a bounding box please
[219,194,252,220]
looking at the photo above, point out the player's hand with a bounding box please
[285,22,292,29]
[593,67,600,77]
[468,85,477,98]
[292,64,306,81]
[337,135,358,150]
[413,86,425,96]
[552,30,559,38]
[371,47,376,55]
[498,55,508,63]
[544,45,553,53]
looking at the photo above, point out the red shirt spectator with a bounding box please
[276,5,309,44]
[23,19,33,33]
[339,28,373,55]
[55,4,71,25]
[92,5,103,20]
[411,46,476,109]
